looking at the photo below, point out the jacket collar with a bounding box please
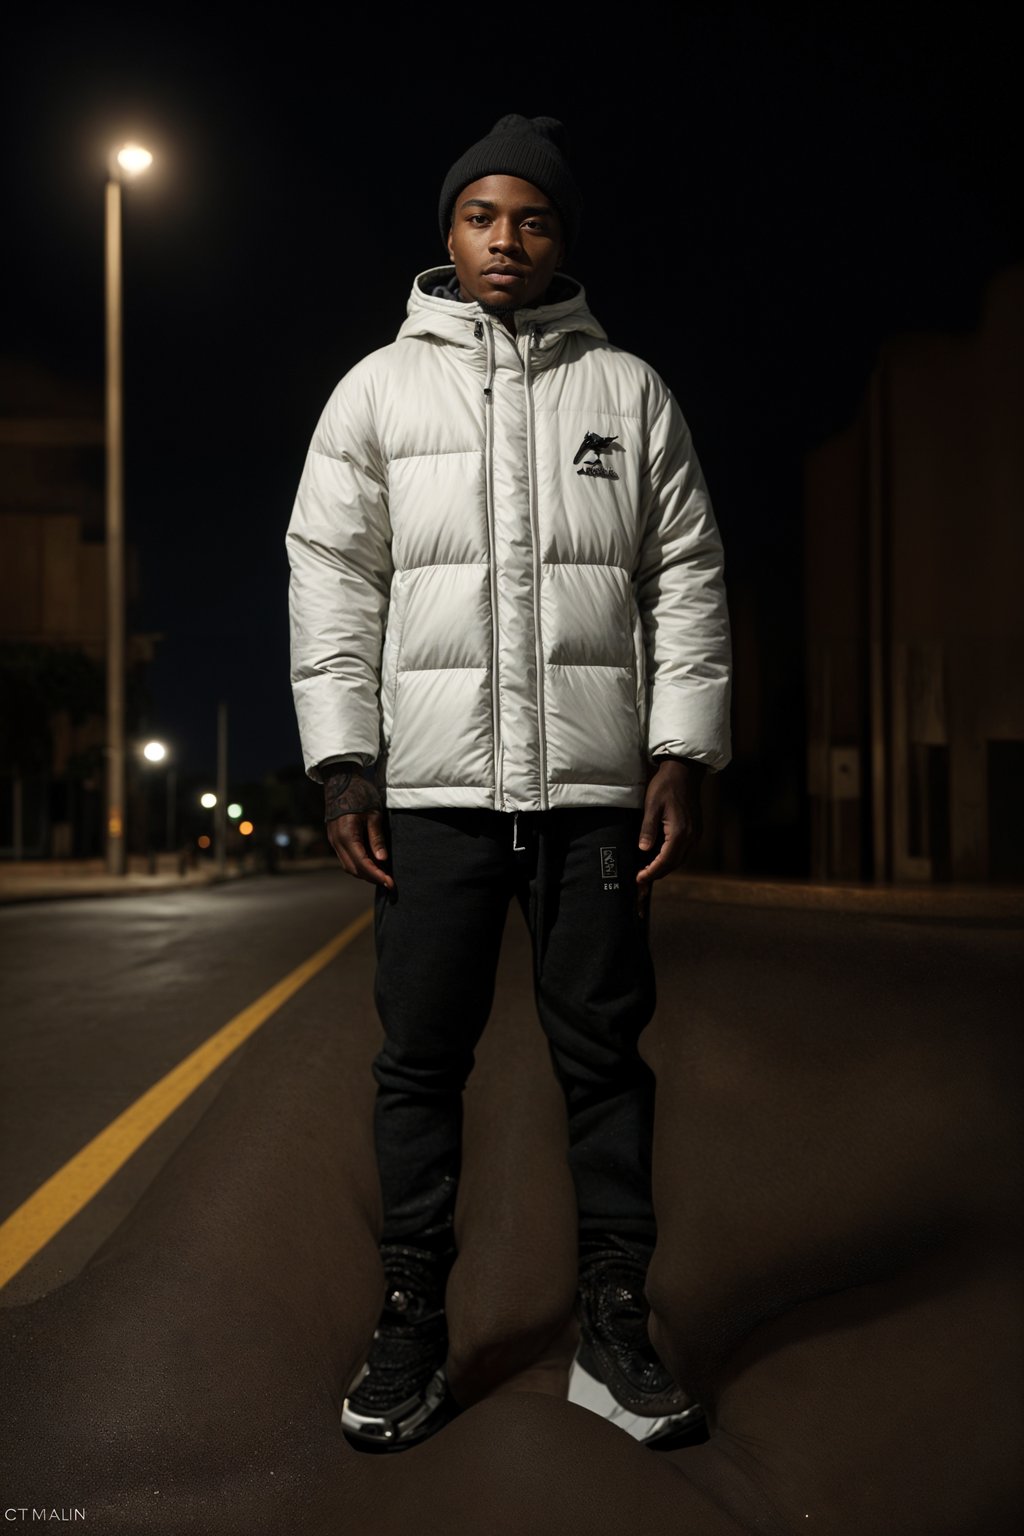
[397,265,607,357]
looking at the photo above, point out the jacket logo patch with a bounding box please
[573,430,619,479]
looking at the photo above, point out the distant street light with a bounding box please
[238,821,254,837]
[227,802,242,820]
[142,740,166,762]
[200,792,217,810]
[116,144,153,176]
[104,140,153,876]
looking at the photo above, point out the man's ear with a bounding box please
[447,228,455,261]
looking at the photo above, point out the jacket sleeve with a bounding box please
[285,367,393,783]
[635,384,732,771]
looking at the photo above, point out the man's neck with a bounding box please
[460,286,518,335]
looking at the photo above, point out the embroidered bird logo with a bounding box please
[573,431,619,466]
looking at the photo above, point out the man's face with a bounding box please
[447,175,565,314]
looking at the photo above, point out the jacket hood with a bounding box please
[397,265,607,352]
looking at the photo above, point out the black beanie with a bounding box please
[438,114,582,252]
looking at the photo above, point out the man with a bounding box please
[286,113,731,1451]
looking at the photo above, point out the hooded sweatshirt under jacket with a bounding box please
[286,266,732,812]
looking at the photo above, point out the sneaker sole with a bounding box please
[570,1350,705,1440]
[342,1367,455,1452]
[576,1333,696,1418]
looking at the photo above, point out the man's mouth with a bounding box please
[483,267,526,287]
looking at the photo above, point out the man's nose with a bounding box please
[489,220,522,252]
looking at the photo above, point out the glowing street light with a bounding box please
[104,140,154,876]
[139,740,175,859]
[116,144,153,176]
[227,802,243,820]
[238,821,254,837]
[200,792,217,810]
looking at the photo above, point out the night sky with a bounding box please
[4,5,1020,796]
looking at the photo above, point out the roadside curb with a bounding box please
[0,870,251,907]
[0,858,348,907]
[662,873,1024,921]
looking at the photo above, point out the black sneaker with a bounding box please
[576,1235,698,1418]
[641,1409,709,1450]
[342,1242,459,1452]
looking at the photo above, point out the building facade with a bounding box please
[0,360,153,858]
[804,267,1024,882]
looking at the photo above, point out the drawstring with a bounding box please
[512,811,525,851]
[484,322,495,397]
[476,318,539,399]
[475,318,496,398]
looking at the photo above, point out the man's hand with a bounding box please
[323,764,393,892]
[636,757,705,908]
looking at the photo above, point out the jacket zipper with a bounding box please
[478,318,503,809]
[524,323,549,810]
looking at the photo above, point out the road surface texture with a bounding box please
[1,869,1021,1533]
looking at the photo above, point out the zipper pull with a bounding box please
[512,811,525,852]
[481,319,494,399]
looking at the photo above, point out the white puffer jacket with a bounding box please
[287,267,731,811]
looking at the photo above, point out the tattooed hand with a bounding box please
[323,763,393,892]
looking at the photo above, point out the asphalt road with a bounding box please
[1,868,1020,1307]
[0,869,375,1304]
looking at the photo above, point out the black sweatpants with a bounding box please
[372,806,658,1259]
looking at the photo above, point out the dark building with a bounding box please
[804,266,1024,883]
[0,360,155,858]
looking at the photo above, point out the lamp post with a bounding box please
[141,739,171,871]
[104,142,153,876]
[215,700,228,878]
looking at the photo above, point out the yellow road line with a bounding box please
[0,907,373,1289]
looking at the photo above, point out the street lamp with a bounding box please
[104,141,153,876]
[139,739,176,856]
[138,737,168,872]
[197,792,217,859]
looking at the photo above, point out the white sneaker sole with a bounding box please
[568,1353,704,1443]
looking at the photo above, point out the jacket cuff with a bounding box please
[308,753,375,785]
